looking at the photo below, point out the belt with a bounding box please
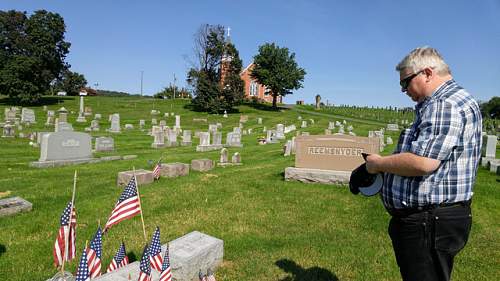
[387,200,471,218]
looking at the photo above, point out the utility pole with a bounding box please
[140,71,144,96]
[173,73,176,99]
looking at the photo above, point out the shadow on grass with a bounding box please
[126,251,138,263]
[244,102,290,112]
[276,259,339,281]
[0,96,73,106]
[182,103,241,114]
[0,244,5,257]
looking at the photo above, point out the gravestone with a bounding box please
[239,115,248,123]
[166,129,178,147]
[139,119,146,130]
[160,163,189,177]
[481,135,498,167]
[285,135,380,184]
[337,126,345,135]
[208,124,218,133]
[151,118,157,125]
[196,132,223,152]
[276,124,285,140]
[76,96,86,122]
[94,113,102,120]
[4,108,17,122]
[225,132,242,147]
[301,121,307,128]
[84,106,92,117]
[310,119,315,125]
[90,120,100,131]
[212,132,222,146]
[0,197,32,217]
[31,132,95,167]
[46,110,55,126]
[151,128,165,148]
[124,124,134,130]
[182,130,192,146]
[284,140,293,156]
[159,120,167,127]
[95,137,114,152]
[2,124,15,138]
[191,159,214,172]
[257,118,262,124]
[174,115,181,130]
[21,108,36,124]
[328,122,335,130]
[117,169,154,186]
[387,123,399,131]
[219,148,229,165]
[284,125,296,134]
[108,114,121,133]
[266,130,279,143]
[386,136,393,145]
[324,129,332,135]
[233,127,241,134]
[55,121,73,132]
[223,110,228,118]
[231,152,241,164]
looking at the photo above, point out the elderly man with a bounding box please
[365,47,482,281]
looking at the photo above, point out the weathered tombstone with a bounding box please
[108,113,121,133]
[310,119,315,125]
[257,117,262,124]
[284,140,293,156]
[301,121,307,128]
[337,126,345,135]
[266,130,279,143]
[219,148,228,164]
[124,124,134,130]
[297,116,302,120]
[31,132,94,167]
[0,197,32,217]
[181,130,192,146]
[239,115,248,123]
[160,163,189,177]
[291,136,297,155]
[328,122,335,130]
[95,137,114,152]
[159,120,167,127]
[43,105,47,111]
[233,127,241,134]
[5,108,17,122]
[285,135,380,184]
[151,128,165,148]
[84,106,92,117]
[21,108,36,124]
[208,124,218,133]
[174,115,181,130]
[387,123,399,131]
[231,152,241,164]
[94,113,102,120]
[276,124,285,140]
[55,121,74,132]
[151,118,157,125]
[263,126,267,133]
[117,169,154,186]
[166,129,178,147]
[284,125,296,134]
[151,109,160,116]
[386,136,393,145]
[191,159,214,172]
[46,110,55,126]
[2,124,15,138]
[481,135,498,167]
[139,119,146,130]
[212,132,222,146]
[324,129,332,135]
[347,125,353,132]
[226,132,242,147]
[90,120,100,131]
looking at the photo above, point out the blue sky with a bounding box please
[2,0,499,107]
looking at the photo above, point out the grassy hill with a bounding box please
[0,96,498,280]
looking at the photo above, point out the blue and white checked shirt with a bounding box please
[382,79,482,209]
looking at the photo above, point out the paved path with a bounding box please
[282,104,387,126]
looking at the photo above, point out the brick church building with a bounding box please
[239,63,282,104]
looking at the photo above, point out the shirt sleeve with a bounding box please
[410,100,463,161]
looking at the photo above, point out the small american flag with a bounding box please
[159,244,172,281]
[206,269,216,281]
[106,242,129,273]
[104,177,141,232]
[87,226,102,278]
[75,247,91,281]
[138,244,151,281]
[149,227,163,272]
[53,201,77,266]
[152,160,161,180]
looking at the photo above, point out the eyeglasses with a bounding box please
[400,70,424,91]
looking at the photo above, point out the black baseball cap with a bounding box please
[349,153,383,196]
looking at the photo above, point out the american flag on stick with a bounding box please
[152,158,162,180]
[138,243,152,281]
[149,226,163,272]
[53,201,77,266]
[106,242,129,273]
[86,226,102,278]
[159,244,172,281]
[75,247,91,281]
[104,177,141,232]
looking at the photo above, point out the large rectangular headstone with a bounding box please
[21,108,36,124]
[39,132,92,161]
[295,135,379,171]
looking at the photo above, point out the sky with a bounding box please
[1,0,499,107]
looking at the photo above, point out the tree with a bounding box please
[251,43,306,108]
[187,24,244,113]
[0,10,70,104]
[480,96,500,119]
[154,85,191,99]
[53,69,87,96]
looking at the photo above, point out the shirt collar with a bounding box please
[414,79,456,113]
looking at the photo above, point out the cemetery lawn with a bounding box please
[0,96,499,281]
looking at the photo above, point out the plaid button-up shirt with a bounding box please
[382,80,482,209]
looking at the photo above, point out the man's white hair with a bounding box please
[396,46,451,76]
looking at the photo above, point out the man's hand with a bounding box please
[365,154,382,174]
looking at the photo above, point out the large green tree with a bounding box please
[0,10,70,103]
[187,24,244,113]
[53,69,87,96]
[480,96,500,119]
[251,43,306,108]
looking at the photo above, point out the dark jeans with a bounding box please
[388,203,472,281]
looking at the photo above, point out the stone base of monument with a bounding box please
[284,167,351,185]
[160,163,189,177]
[93,231,223,281]
[30,157,98,168]
[191,159,214,172]
[117,169,154,186]
[151,142,166,148]
[0,197,33,217]
[196,144,223,152]
[181,141,192,146]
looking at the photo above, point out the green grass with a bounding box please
[0,96,498,280]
